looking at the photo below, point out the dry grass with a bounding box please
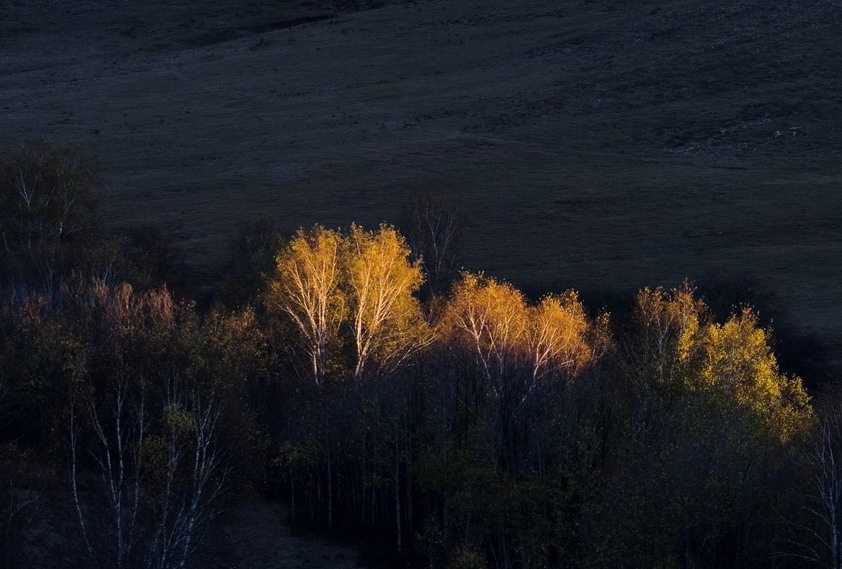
[1,0,840,361]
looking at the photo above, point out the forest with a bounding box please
[0,141,838,569]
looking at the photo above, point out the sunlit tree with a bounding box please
[344,224,429,378]
[628,284,706,389]
[628,283,812,439]
[266,226,345,385]
[439,273,598,389]
[527,292,595,380]
[438,272,528,387]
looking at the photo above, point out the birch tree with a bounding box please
[628,284,812,441]
[344,224,429,378]
[399,192,462,298]
[70,374,228,569]
[438,273,528,388]
[69,372,146,569]
[438,274,597,389]
[527,292,594,381]
[785,411,842,569]
[266,226,345,385]
[0,140,99,253]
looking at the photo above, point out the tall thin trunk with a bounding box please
[404,412,414,540]
[291,478,296,522]
[327,442,333,531]
[395,426,402,552]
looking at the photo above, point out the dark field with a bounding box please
[2,0,841,360]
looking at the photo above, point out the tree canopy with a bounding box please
[0,144,829,569]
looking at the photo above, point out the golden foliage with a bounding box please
[633,284,812,440]
[266,226,345,384]
[266,224,430,382]
[696,309,812,440]
[635,283,705,364]
[439,272,528,380]
[345,224,429,377]
[528,291,594,379]
[439,273,597,383]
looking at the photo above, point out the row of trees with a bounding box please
[0,140,838,568]
[264,252,815,568]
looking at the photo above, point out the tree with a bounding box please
[696,308,812,441]
[625,284,811,440]
[70,373,228,569]
[0,140,99,253]
[783,410,842,569]
[624,283,706,391]
[265,226,345,385]
[438,273,597,390]
[65,281,231,569]
[438,272,528,388]
[399,192,462,299]
[344,224,429,378]
[527,292,597,381]
[266,224,432,382]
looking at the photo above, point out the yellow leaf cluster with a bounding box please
[529,292,594,378]
[266,226,345,384]
[439,272,597,382]
[635,284,705,364]
[633,284,812,440]
[345,224,429,377]
[697,309,812,439]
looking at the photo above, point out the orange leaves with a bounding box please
[77,279,176,334]
[438,273,598,383]
[528,292,594,379]
[439,273,527,375]
[268,230,599,385]
[345,224,428,377]
[265,226,812,443]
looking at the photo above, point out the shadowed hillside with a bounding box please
[1,0,840,357]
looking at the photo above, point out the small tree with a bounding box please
[778,410,842,569]
[527,292,595,381]
[438,272,528,388]
[399,192,462,299]
[0,140,99,253]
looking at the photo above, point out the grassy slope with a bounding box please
[1,0,841,357]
